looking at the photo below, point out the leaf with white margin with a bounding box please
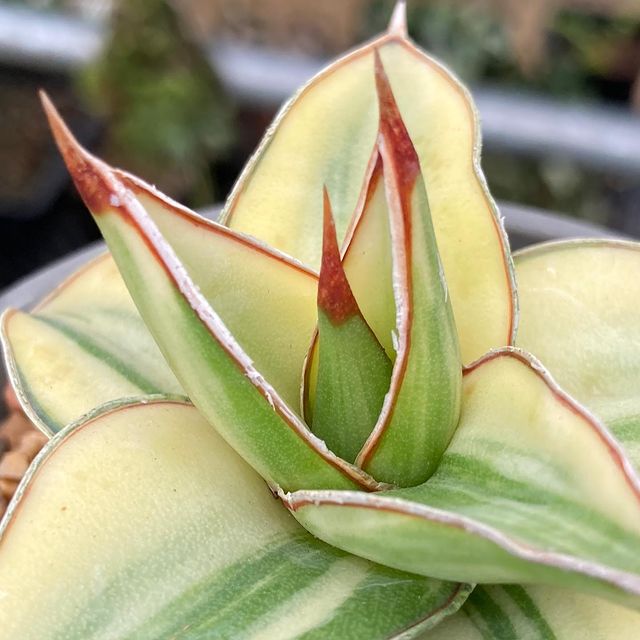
[283,349,640,609]
[41,92,379,493]
[310,189,392,463]
[424,585,640,639]
[222,2,516,365]
[353,56,461,486]
[117,169,320,412]
[515,239,640,471]
[0,398,470,639]
[1,253,182,435]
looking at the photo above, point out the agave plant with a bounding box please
[1,4,640,638]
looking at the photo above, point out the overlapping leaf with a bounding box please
[39,94,379,493]
[516,240,640,470]
[425,585,640,639]
[284,350,640,609]
[309,190,392,463]
[1,254,182,435]
[353,55,461,486]
[222,5,516,365]
[0,399,469,639]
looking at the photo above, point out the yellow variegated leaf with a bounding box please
[0,398,468,639]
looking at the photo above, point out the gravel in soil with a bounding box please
[0,386,47,520]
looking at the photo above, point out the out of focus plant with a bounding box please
[79,0,235,204]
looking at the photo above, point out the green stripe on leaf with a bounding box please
[284,350,640,609]
[0,398,466,639]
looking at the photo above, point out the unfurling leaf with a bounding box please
[355,54,461,486]
[311,188,392,463]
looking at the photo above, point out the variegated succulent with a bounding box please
[1,4,640,638]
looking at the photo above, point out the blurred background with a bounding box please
[1,0,639,288]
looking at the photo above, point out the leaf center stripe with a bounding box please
[465,587,518,640]
[502,586,557,639]
[35,315,162,395]
[123,535,341,639]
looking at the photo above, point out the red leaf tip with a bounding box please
[40,91,116,214]
[374,50,420,189]
[318,188,360,324]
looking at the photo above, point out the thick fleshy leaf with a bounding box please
[342,154,396,357]
[221,4,516,364]
[425,585,640,639]
[515,240,640,471]
[354,56,461,487]
[42,94,379,493]
[311,190,392,463]
[302,155,394,424]
[116,170,319,411]
[0,398,469,639]
[283,349,640,608]
[1,254,182,435]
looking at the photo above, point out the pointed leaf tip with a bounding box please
[387,0,408,37]
[374,50,420,188]
[318,189,359,324]
[40,91,117,214]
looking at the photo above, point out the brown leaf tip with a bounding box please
[374,50,420,187]
[318,188,360,324]
[40,90,117,214]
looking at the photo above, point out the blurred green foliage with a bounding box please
[366,0,638,99]
[79,0,235,205]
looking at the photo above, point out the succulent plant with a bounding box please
[1,3,640,638]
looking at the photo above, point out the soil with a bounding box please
[0,386,47,520]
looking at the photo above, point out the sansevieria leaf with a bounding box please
[310,189,392,463]
[1,253,182,435]
[222,4,516,364]
[354,54,461,486]
[284,349,640,609]
[515,240,640,470]
[341,154,396,357]
[40,93,380,493]
[116,170,320,411]
[425,585,640,640]
[0,398,469,639]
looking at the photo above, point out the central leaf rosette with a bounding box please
[42,54,468,493]
[8,11,640,615]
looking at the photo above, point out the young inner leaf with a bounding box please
[354,51,462,486]
[312,189,392,463]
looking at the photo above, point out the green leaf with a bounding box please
[1,253,182,435]
[424,585,640,639]
[41,94,379,493]
[310,189,392,463]
[0,398,469,639]
[283,349,640,608]
[515,240,640,472]
[221,6,516,365]
[354,55,461,487]
[116,170,320,411]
